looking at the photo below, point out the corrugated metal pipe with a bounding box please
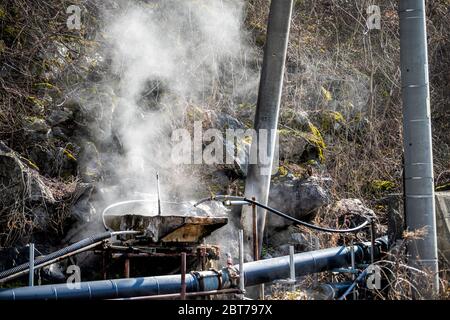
[0,231,139,284]
[399,0,439,297]
[0,237,388,300]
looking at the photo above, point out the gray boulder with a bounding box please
[266,175,332,230]
[78,141,102,183]
[70,183,95,223]
[326,198,376,236]
[329,198,375,220]
[22,116,50,141]
[48,108,73,126]
[0,141,55,204]
[267,225,321,257]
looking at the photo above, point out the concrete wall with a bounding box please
[436,192,450,265]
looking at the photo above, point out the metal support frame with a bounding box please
[0,238,388,300]
[28,243,34,287]
[350,240,357,300]
[181,252,187,300]
[252,198,258,262]
[124,258,130,278]
[238,230,245,299]
[289,246,295,291]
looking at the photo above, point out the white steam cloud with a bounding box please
[87,0,257,215]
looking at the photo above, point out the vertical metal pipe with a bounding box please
[252,197,258,261]
[28,243,34,287]
[181,252,187,300]
[241,0,294,255]
[156,172,162,216]
[350,240,357,300]
[289,245,295,291]
[102,252,108,280]
[313,237,319,287]
[259,284,265,300]
[252,197,264,299]
[124,258,130,278]
[238,230,245,297]
[399,0,439,297]
[370,221,376,265]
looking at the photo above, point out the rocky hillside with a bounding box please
[0,0,449,297]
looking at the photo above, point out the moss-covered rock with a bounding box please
[299,123,326,163]
[280,109,311,132]
[319,110,346,132]
[371,180,396,192]
[22,116,50,134]
[278,114,327,164]
[436,183,450,192]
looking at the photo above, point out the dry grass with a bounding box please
[0,0,97,246]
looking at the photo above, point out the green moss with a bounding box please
[33,82,60,92]
[321,86,333,102]
[278,123,326,163]
[436,183,450,192]
[294,0,304,7]
[186,105,204,121]
[300,123,326,162]
[26,96,45,108]
[261,245,275,257]
[321,110,345,131]
[283,162,308,178]
[278,165,288,177]
[63,149,77,162]
[0,7,5,19]
[19,156,40,171]
[371,180,396,192]
[4,26,18,37]
[237,103,254,110]
[278,128,296,137]
[280,109,310,131]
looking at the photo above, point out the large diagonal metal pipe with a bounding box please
[241,0,294,258]
[0,238,387,300]
[399,0,439,297]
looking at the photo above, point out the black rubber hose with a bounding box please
[195,195,372,234]
[338,268,370,300]
[243,197,372,233]
[0,231,136,282]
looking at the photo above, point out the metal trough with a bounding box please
[103,201,228,243]
[105,214,228,243]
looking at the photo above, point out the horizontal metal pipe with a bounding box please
[240,245,364,287]
[0,238,387,300]
[225,201,251,206]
